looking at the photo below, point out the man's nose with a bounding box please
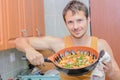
[73,22,79,29]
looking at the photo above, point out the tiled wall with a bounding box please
[0,49,28,80]
[44,0,91,37]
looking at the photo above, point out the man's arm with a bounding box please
[15,36,51,52]
[98,39,120,80]
[14,36,54,65]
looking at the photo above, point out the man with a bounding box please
[15,0,120,80]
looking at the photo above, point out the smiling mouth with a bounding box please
[73,31,80,35]
[74,29,81,34]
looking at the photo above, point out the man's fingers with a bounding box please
[102,61,112,73]
[27,53,44,66]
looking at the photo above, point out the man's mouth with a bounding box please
[74,29,81,34]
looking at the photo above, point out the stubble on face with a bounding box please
[65,10,89,39]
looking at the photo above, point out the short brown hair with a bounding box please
[63,0,88,22]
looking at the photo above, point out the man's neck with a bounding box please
[70,35,91,46]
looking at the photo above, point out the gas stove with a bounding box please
[18,75,60,80]
[17,68,60,80]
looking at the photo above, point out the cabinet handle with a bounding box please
[21,29,28,37]
[36,27,40,37]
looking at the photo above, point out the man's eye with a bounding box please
[68,21,73,24]
[77,19,83,22]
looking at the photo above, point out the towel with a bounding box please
[91,51,111,80]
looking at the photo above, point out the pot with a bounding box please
[44,46,104,76]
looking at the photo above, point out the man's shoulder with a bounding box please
[91,36,107,43]
[96,37,110,51]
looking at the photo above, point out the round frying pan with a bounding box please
[44,46,105,76]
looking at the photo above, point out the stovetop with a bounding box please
[16,68,60,80]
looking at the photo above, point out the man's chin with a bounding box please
[72,34,84,39]
[71,34,83,39]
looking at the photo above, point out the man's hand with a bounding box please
[25,48,44,66]
[102,61,113,75]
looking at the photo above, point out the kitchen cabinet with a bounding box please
[90,0,120,80]
[0,0,45,50]
[5,0,21,49]
[22,0,33,37]
[32,0,45,37]
[0,0,5,50]
[21,0,45,37]
[0,0,8,50]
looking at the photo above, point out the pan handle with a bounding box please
[44,57,52,62]
[98,50,105,60]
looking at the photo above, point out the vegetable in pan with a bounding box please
[58,51,95,69]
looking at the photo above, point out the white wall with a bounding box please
[44,0,91,37]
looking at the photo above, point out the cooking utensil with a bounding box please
[44,46,103,76]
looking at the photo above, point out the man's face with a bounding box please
[65,10,89,39]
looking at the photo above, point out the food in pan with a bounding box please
[58,51,96,69]
[46,46,99,76]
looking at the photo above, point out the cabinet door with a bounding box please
[22,0,33,37]
[0,0,45,50]
[0,0,5,50]
[18,0,24,37]
[17,0,45,37]
[5,0,20,48]
[32,0,45,37]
